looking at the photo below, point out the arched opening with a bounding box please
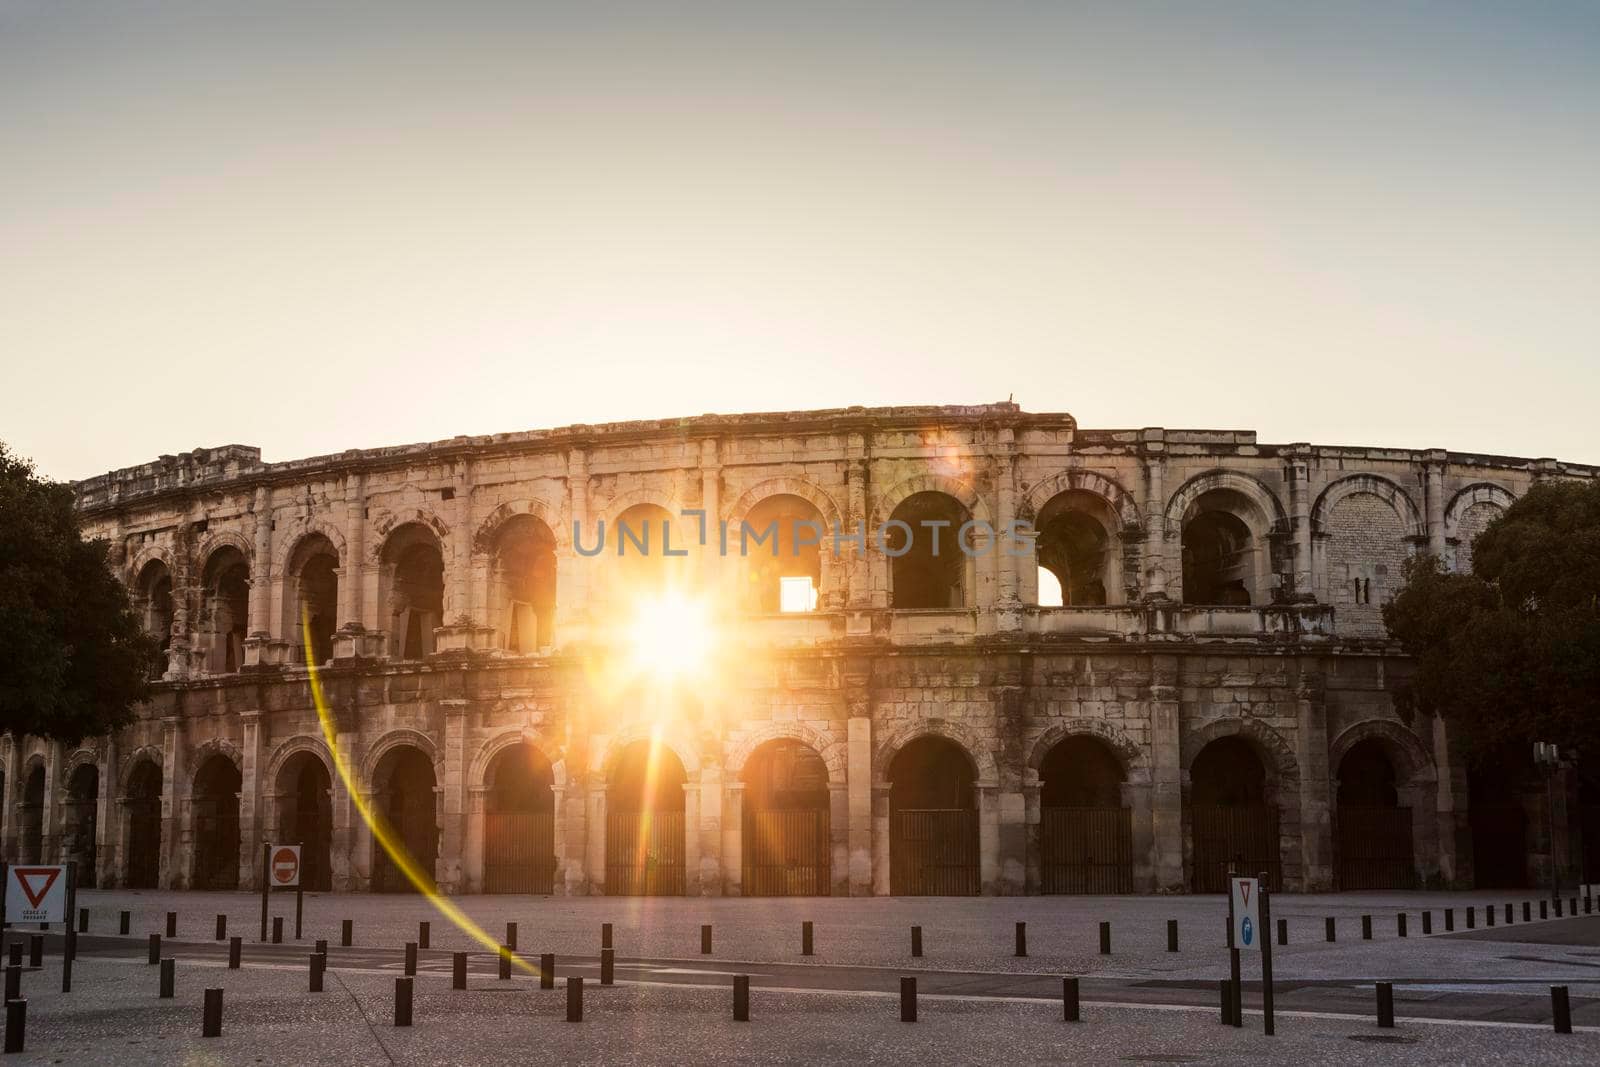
[1038,737,1132,893]
[379,524,444,659]
[1469,748,1531,889]
[741,740,830,896]
[370,745,439,893]
[191,755,241,890]
[888,492,972,609]
[606,739,687,896]
[64,764,100,887]
[1181,493,1257,606]
[285,535,339,666]
[483,742,557,893]
[136,560,174,670]
[739,495,825,613]
[19,764,45,864]
[124,760,162,888]
[1335,739,1416,889]
[1189,737,1279,891]
[275,752,332,892]
[889,736,979,895]
[489,516,557,653]
[612,503,691,603]
[1035,492,1115,606]
[199,546,250,673]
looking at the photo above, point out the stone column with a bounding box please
[1430,714,1469,887]
[1022,778,1041,893]
[1399,777,1441,887]
[449,459,474,626]
[329,717,359,891]
[992,426,1022,632]
[340,473,365,630]
[42,743,61,863]
[847,711,874,895]
[978,784,1001,895]
[1424,450,1448,560]
[0,740,19,859]
[438,700,468,892]
[555,448,591,646]
[996,785,1025,894]
[94,735,118,890]
[828,781,849,896]
[465,786,487,893]
[844,435,876,609]
[1285,448,1314,600]
[697,760,723,896]
[160,716,184,889]
[682,780,702,896]
[1147,655,1184,890]
[722,781,744,896]
[585,782,606,895]
[870,782,892,895]
[699,438,721,590]
[1141,432,1170,599]
[1294,662,1333,891]
[238,711,263,890]
[1123,775,1156,892]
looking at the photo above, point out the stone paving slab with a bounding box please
[5,956,1600,1066]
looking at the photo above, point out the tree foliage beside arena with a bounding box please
[0,441,161,743]
[1383,480,1600,764]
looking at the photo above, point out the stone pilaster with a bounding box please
[1424,450,1448,560]
[1147,654,1184,890]
[438,699,468,892]
[1285,447,1314,600]
[722,781,744,896]
[238,710,264,890]
[1294,661,1333,890]
[992,424,1022,632]
[696,759,722,896]
[584,782,606,895]
[94,734,118,890]
[1141,430,1169,599]
[160,715,184,889]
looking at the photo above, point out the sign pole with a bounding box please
[1259,870,1274,1036]
[259,843,270,942]
[1227,864,1241,1027]
[62,862,76,993]
[295,884,303,941]
[1,861,8,931]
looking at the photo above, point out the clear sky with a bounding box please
[2,1,1596,481]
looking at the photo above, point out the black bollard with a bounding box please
[1540,899,1548,920]
[159,958,175,999]
[166,912,177,938]
[394,977,413,1027]
[733,974,750,1022]
[1361,915,1372,940]
[1587,896,1593,916]
[1099,921,1111,955]
[1524,901,1532,922]
[565,976,583,1023]
[1326,916,1336,942]
[3,967,17,1003]
[1552,985,1572,1034]
[77,909,88,934]
[271,917,283,945]
[26,938,40,970]
[1573,897,1580,916]
[911,926,923,957]
[1167,919,1178,952]
[1467,906,1476,929]
[117,910,129,936]
[202,987,223,1038]
[1505,903,1513,924]
[498,946,511,981]
[802,921,814,956]
[1277,918,1287,946]
[1444,908,1454,932]
[701,925,712,955]
[310,953,325,993]
[1487,905,1495,928]
[404,942,417,976]
[419,921,430,949]
[1376,981,1395,1028]
[1064,977,1080,1023]
[342,919,353,947]
[1398,913,1408,938]
[601,922,613,949]
[315,939,327,956]
[1422,911,1432,935]
[228,936,241,969]
[4,998,24,1054]
[452,952,467,990]
[215,914,227,941]
[540,953,555,990]
[506,922,517,951]
[1555,898,1564,918]
[900,976,917,1022]
[148,934,161,965]
[601,948,614,986]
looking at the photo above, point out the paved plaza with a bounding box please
[0,889,1594,1063]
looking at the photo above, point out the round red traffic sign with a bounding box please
[271,846,301,886]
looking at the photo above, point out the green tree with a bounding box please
[0,442,160,743]
[1383,480,1600,763]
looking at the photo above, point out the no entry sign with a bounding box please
[6,865,68,923]
[270,845,302,887]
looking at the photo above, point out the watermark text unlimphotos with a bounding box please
[573,511,1034,558]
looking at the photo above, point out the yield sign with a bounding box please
[6,864,67,922]
[14,868,61,909]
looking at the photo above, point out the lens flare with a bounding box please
[627,590,713,679]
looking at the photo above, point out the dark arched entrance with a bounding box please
[742,740,831,896]
[65,764,100,887]
[483,743,557,894]
[606,740,687,895]
[371,746,438,893]
[276,753,332,892]
[19,764,45,864]
[1336,739,1416,889]
[1038,737,1132,893]
[1469,749,1530,889]
[889,737,978,895]
[191,755,241,890]
[1189,737,1280,891]
[125,761,162,888]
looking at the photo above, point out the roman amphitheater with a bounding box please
[9,402,1597,898]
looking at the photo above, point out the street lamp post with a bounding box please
[1535,742,1562,905]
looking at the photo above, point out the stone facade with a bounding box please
[9,402,1594,895]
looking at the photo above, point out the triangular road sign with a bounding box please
[13,867,62,909]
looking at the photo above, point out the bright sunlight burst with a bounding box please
[627,591,714,679]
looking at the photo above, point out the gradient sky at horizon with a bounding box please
[3,1,1597,481]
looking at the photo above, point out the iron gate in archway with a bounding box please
[484,811,557,894]
[1040,806,1133,894]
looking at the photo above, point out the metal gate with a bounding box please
[891,809,978,895]
[484,811,557,894]
[606,811,686,896]
[1040,807,1133,894]
[1471,803,1529,888]
[742,809,830,896]
[1337,805,1416,889]
[1191,805,1280,892]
